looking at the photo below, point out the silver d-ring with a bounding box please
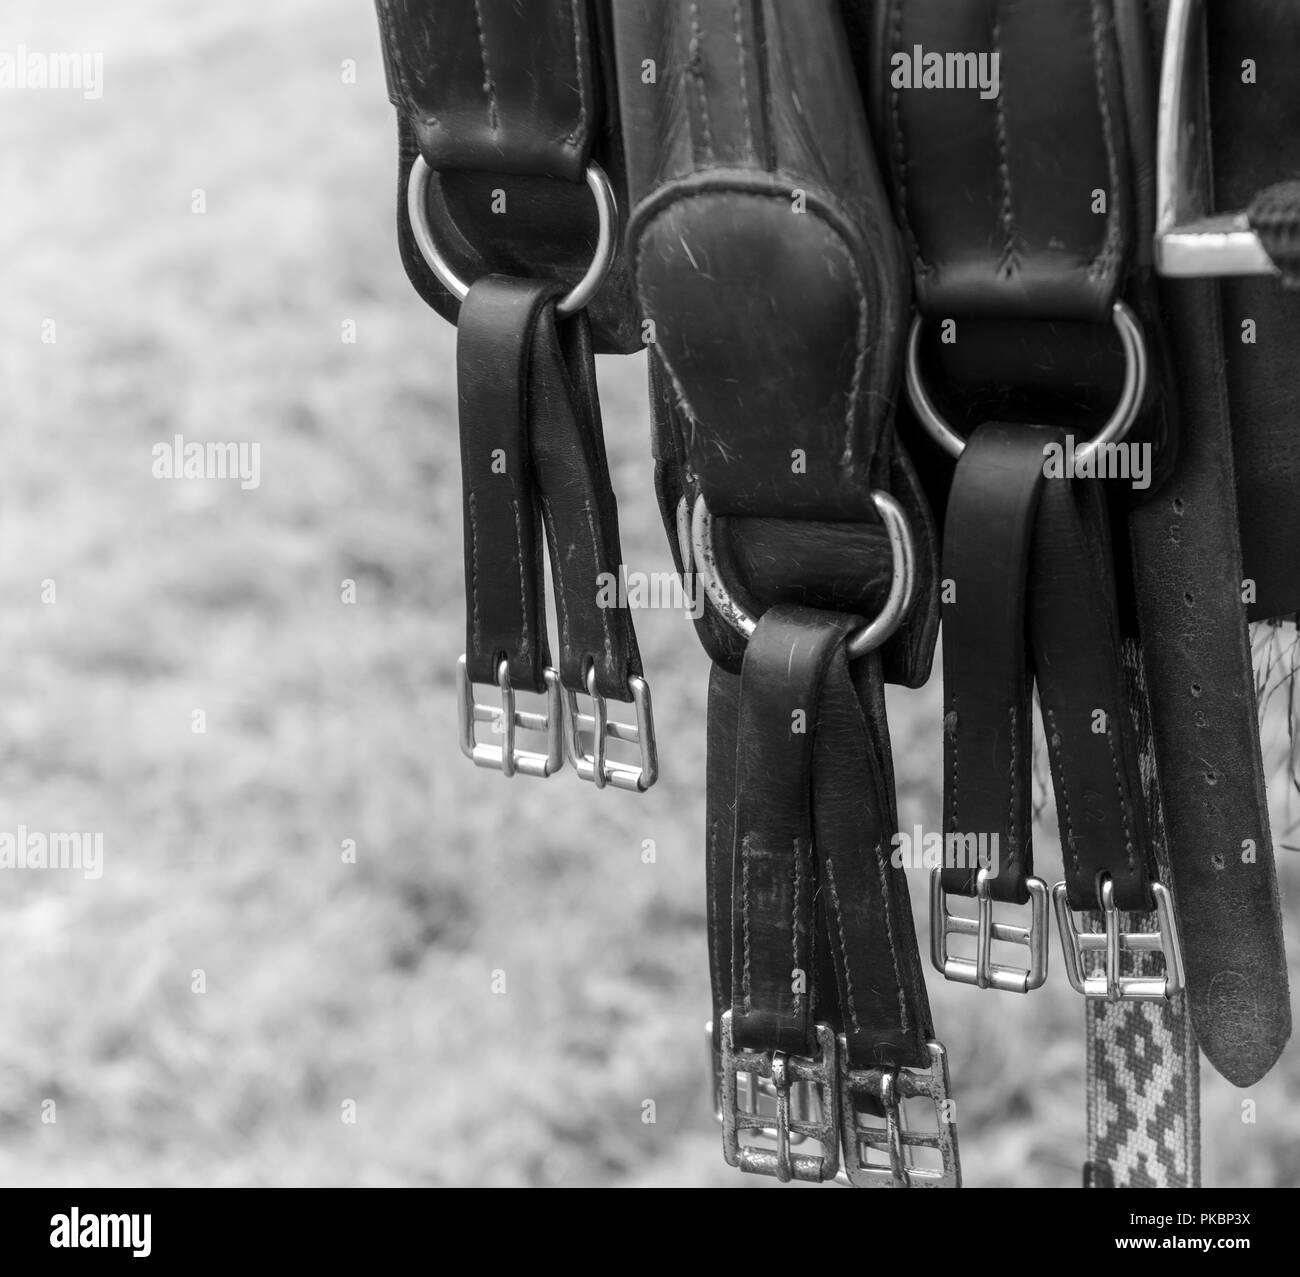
[904,299,1149,466]
[406,154,617,317]
[689,491,916,660]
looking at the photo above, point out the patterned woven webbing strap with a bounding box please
[1084,644,1201,1188]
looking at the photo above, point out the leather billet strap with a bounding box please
[457,276,642,698]
[377,0,642,353]
[713,606,933,1072]
[615,0,939,691]
[941,422,1152,912]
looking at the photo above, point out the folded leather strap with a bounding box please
[729,608,855,1057]
[940,424,1044,906]
[728,605,932,1071]
[457,278,555,691]
[942,420,1153,912]
[457,276,642,698]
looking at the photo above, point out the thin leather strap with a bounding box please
[816,650,933,1069]
[1030,457,1153,913]
[527,305,643,699]
[941,423,1045,904]
[729,608,856,1057]
[456,277,556,691]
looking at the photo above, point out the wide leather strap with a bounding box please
[940,423,1044,904]
[729,608,857,1057]
[457,277,556,690]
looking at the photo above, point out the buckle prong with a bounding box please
[563,667,657,791]
[837,1040,961,1189]
[457,655,564,777]
[1052,877,1185,1000]
[718,1012,840,1183]
[929,868,1049,993]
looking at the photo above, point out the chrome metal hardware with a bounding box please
[930,868,1049,993]
[1053,877,1186,1001]
[456,656,564,778]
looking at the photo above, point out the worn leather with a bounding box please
[457,276,642,698]
[617,0,939,689]
[722,606,933,1069]
[379,0,641,352]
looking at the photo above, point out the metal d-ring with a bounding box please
[406,154,617,317]
[689,491,916,660]
[904,299,1149,466]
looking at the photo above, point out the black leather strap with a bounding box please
[527,305,643,699]
[940,424,1044,905]
[457,275,642,699]
[719,605,932,1070]
[729,609,856,1057]
[1031,448,1153,913]
[457,278,555,690]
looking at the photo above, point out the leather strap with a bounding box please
[941,424,1044,905]
[729,608,855,1057]
[722,605,933,1069]
[376,0,599,181]
[457,275,642,698]
[1031,447,1153,913]
[457,278,555,690]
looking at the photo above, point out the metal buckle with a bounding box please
[719,1011,840,1183]
[1155,0,1279,278]
[562,667,658,791]
[929,868,1049,993]
[705,1021,815,1144]
[1052,877,1186,1001]
[837,1040,961,1189]
[456,655,564,777]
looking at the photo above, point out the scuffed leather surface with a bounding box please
[617,0,939,685]
[1130,275,1290,1086]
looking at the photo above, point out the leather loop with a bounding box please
[456,277,557,690]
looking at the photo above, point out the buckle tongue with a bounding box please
[718,1012,839,1183]
[930,869,1049,993]
[1053,877,1185,1001]
[457,656,564,778]
[563,668,658,792]
[837,1040,961,1189]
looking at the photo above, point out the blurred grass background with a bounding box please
[0,0,1295,1187]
